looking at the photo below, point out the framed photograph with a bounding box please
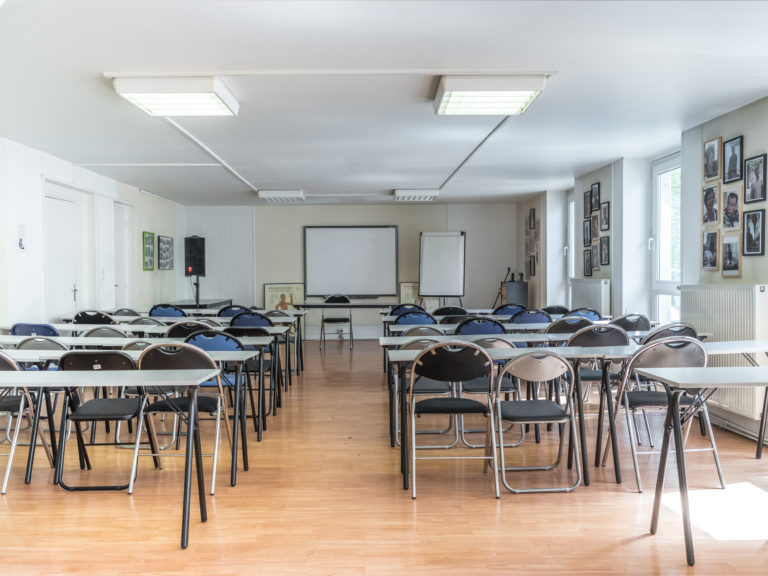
[600,236,610,266]
[591,182,600,212]
[583,190,591,216]
[142,231,154,271]
[743,209,765,256]
[591,244,599,271]
[157,235,174,270]
[744,154,766,203]
[590,213,599,239]
[583,219,591,247]
[399,282,438,309]
[264,283,305,310]
[583,249,592,277]
[702,182,720,225]
[600,202,610,231]
[722,233,741,278]
[529,208,535,229]
[723,135,743,183]
[702,229,719,270]
[529,255,535,277]
[703,136,722,181]
[722,185,743,229]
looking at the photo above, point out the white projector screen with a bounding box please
[419,231,466,297]
[304,226,398,297]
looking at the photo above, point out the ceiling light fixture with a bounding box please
[434,75,548,116]
[258,190,305,204]
[113,76,239,116]
[393,189,440,202]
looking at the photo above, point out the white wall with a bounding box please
[544,189,568,307]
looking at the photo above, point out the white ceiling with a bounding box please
[2,1,768,206]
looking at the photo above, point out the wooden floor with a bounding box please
[2,340,768,574]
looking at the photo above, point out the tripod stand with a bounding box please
[491,267,511,309]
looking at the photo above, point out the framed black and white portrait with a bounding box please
[583,249,592,277]
[702,229,719,271]
[743,209,764,257]
[703,137,721,182]
[583,219,591,247]
[722,233,741,278]
[600,236,610,266]
[722,186,742,229]
[702,182,720,225]
[583,190,591,217]
[591,243,599,271]
[591,182,600,212]
[723,135,743,183]
[744,154,766,203]
[600,202,610,231]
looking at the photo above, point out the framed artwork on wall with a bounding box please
[703,136,722,181]
[702,182,720,225]
[743,209,765,257]
[600,236,610,265]
[600,202,610,231]
[591,182,600,212]
[583,219,591,247]
[722,185,743,229]
[399,282,438,309]
[529,255,535,277]
[721,233,741,278]
[583,249,592,277]
[722,135,743,183]
[590,213,599,239]
[583,190,591,216]
[744,154,766,203]
[702,229,719,271]
[591,243,599,271]
[529,208,536,229]
[264,283,305,310]
[157,235,173,270]
[142,231,154,271]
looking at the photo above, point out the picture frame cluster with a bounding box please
[702,134,765,277]
[583,182,609,277]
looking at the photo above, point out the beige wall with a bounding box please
[516,195,543,308]
[575,164,613,281]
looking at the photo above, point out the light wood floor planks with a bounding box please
[1,340,768,574]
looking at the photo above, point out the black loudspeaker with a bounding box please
[184,236,206,277]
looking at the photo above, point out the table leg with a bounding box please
[257,353,264,441]
[238,363,248,472]
[388,359,396,447]
[181,387,200,549]
[757,387,768,459]
[285,329,292,387]
[25,389,45,484]
[230,363,242,486]
[601,363,622,484]
[572,363,590,486]
[399,363,408,490]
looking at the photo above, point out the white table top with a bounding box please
[24,323,289,337]
[0,369,220,389]
[0,335,274,349]
[4,348,259,364]
[388,344,640,364]
[379,333,568,347]
[635,366,768,389]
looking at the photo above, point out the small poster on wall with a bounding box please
[264,283,304,310]
[158,235,174,270]
[399,282,439,309]
[142,231,154,271]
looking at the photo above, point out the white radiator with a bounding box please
[681,284,768,420]
[570,279,610,317]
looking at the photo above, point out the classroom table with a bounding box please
[387,343,640,490]
[634,365,768,566]
[169,298,233,309]
[0,368,218,549]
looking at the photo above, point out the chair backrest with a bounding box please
[433,306,467,316]
[138,342,217,371]
[401,338,440,351]
[475,337,516,351]
[615,336,707,400]
[166,321,211,339]
[612,313,652,332]
[113,308,141,317]
[393,311,436,325]
[122,341,153,351]
[510,309,552,324]
[82,326,128,338]
[59,350,136,371]
[402,326,443,337]
[230,311,274,327]
[542,305,570,315]
[324,295,351,304]
[567,307,601,321]
[73,310,117,325]
[128,317,165,326]
[641,323,698,344]
[0,350,21,371]
[412,341,493,388]
[545,316,593,334]
[185,330,244,351]
[225,326,271,338]
[265,310,288,317]
[17,336,68,351]
[496,352,574,396]
[149,304,187,318]
[455,317,506,335]
[493,304,526,316]
[439,315,474,325]
[567,324,629,347]
[10,323,60,337]
[390,303,425,316]
[218,305,251,317]
[198,318,223,328]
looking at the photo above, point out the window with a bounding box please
[651,154,681,323]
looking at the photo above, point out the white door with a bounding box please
[651,154,682,323]
[44,196,83,320]
[113,202,132,309]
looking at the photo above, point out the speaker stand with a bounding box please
[193,275,200,309]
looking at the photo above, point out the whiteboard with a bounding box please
[419,232,466,297]
[304,226,398,297]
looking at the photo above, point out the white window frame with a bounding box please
[651,153,681,322]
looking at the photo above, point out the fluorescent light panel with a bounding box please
[258,190,305,204]
[394,189,439,202]
[434,75,547,116]
[113,76,239,116]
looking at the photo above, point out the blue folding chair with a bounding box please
[393,311,437,326]
[455,317,506,335]
[10,323,60,337]
[493,304,526,317]
[568,307,601,321]
[149,304,186,317]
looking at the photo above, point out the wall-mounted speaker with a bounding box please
[184,236,206,277]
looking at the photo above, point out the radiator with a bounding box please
[570,279,610,317]
[681,284,768,420]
